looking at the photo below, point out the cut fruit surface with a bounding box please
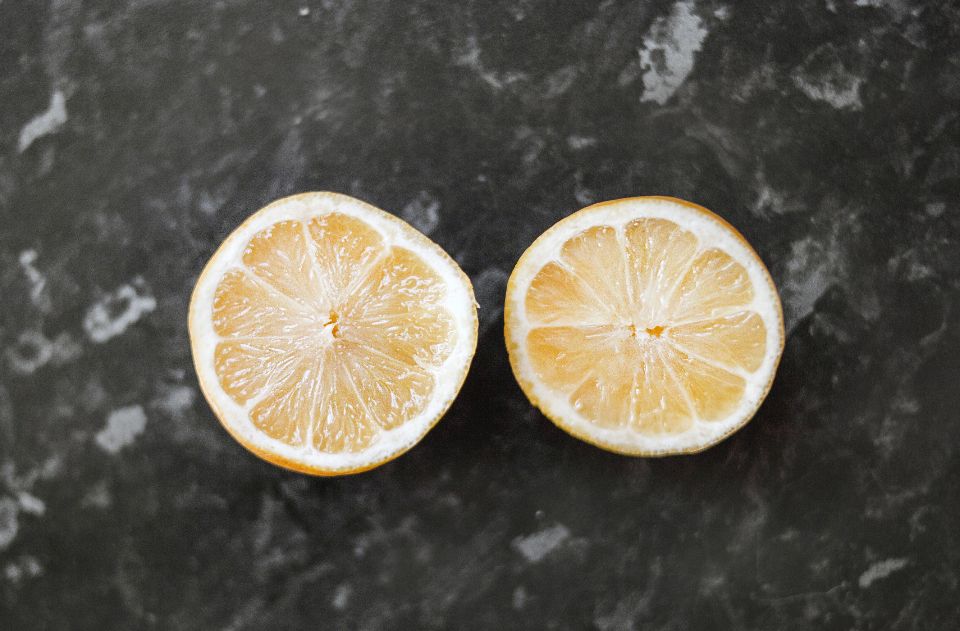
[504,197,784,455]
[189,192,478,475]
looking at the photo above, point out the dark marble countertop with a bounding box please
[2,1,959,629]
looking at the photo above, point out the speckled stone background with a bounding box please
[2,0,960,629]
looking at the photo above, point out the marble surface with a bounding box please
[2,0,959,628]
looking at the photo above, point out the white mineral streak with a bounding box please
[95,405,148,453]
[18,90,68,153]
[639,1,709,104]
[512,524,571,562]
[83,281,157,343]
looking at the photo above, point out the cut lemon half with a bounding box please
[504,196,784,456]
[189,192,478,475]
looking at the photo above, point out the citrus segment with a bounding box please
[213,338,303,405]
[526,325,625,388]
[672,248,754,322]
[558,226,633,319]
[242,220,324,307]
[526,262,612,326]
[666,311,766,372]
[660,345,746,422]
[189,192,477,475]
[212,271,311,338]
[505,196,784,455]
[306,213,385,297]
[624,217,699,323]
[633,347,693,435]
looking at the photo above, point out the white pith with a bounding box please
[189,192,477,472]
[505,198,784,454]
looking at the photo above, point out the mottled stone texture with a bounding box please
[1,0,959,629]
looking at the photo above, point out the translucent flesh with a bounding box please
[211,213,456,453]
[525,218,766,435]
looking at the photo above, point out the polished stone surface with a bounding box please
[2,0,959,628]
